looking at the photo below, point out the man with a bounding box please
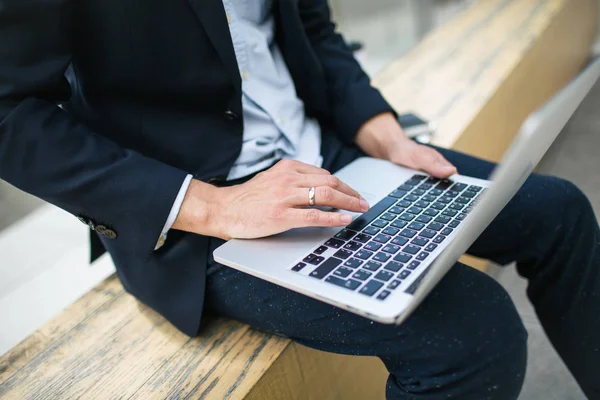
[0,0,598,398]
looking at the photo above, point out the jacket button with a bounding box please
[224,110,238,120]
[103,229,117,240]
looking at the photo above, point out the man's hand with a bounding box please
[173,160,369,240]
[355,112,457,178]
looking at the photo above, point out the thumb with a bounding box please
[416,148,457,178]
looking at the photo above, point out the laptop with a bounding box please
[214,58,600,325]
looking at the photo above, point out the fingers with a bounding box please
[288,208,353,228]
[289,186,368,212]
[414,147,457,178]
[296,174,363,201]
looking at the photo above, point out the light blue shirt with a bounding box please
[156,0,322,248]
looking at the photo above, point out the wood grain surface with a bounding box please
[0,0,596,399]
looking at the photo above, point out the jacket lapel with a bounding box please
[187,0,241,91]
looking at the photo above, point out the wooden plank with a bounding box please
[246,343,388,400]
[0,276,123,385]
[373,0,598,163]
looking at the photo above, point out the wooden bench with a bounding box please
[1,0,596,398]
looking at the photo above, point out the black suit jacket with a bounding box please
[0,0,393,335]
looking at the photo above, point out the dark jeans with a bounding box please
[204,138,600,399]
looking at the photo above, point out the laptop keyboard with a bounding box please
[290,175,484,301]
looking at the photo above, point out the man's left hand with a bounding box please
[355,112,457,178]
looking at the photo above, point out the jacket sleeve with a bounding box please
[297,0,396,144]
[0,0,189,258]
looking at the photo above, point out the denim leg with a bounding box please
[434,147,600,397]
[204,260,527,399]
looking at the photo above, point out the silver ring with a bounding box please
[308,187,316,206]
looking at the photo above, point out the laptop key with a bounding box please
[373,252,391,263]
[429,189,443,196]
[426,177,440,184]
[415,200,430,208]
[407,261,420,270]
[457,213,467,221]
[391,219,408,229]
[425,243,438,252]
[389,189,408,199]
[442,209,458,217]
[404,194,419,202]
[434,215,451,224]
[383,227,400,236]
[356,250,373,260]
[431,202,445,210]
[334,229,356,241]
[413,189,426,196]
[467,185,483,192]
[399,213,416,221]
[363,226,380,236]
[456,196,471,204]
[392,236,409,246]
[374,234,392,244]
[344,258,363,268]
[364,261,382,271]
[420,229,436,238]
[450,182,468,192]
[428,222,444,231]
[411,237,428,247]
[422,194,436,202]
[400,229,418,238]
[403,245,420,255]
[354,233,372,243]
[375,270,394,282]
[441,227,453,236]
[397,200,412,208]
[333,266,353,278]
[326,276,361,291]
[416,252,430,261]
[437,196,452,204]
[309,257,342,279]
[462,190,476,198]
[433,235,447,244]
[343,241,362,251]
[347,196,397,231]
[445,190,459,198]
[359,280,384,297]
[364,241,382,252]
[388,280,402,290]
[314,246,328,255]
[398,184,414,191]
[384,261,403,272]
[416,214,432,223]
[292,262,306,272]
[450,203,464,210]
[398,270,411,279]
[372,219,388,228]
[353,269,372,281]
[408,221,425,231]
[303,254,317,263]
[333,249,352,259]
[407,206,422,215]
[377,290,392,300]
[324,238,344,249]
[449,220,460,228]
[309,256,325,265]
[381,212,396,221]
[389,206,404,214]
[394,253,412,263]
[382,244,401,254]
[411,174,427,181]
[423,209,439,216]
[418,183,434,190]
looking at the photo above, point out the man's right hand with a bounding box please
[172,159,369,240]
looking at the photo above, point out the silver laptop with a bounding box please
[214,58,600,325]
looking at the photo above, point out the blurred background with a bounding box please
[1,1,598,399]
